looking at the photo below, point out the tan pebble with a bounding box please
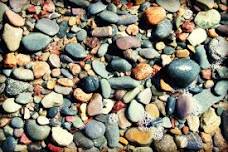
[73,88,93,102]
[132,63,152,80]
[187,45,195,53]
[160,79,173,92]
[201,69,212,80]
[208,29,218,38]
[161,54,172,66]
[155,41,165,51]
[117,108,131,129]
[40,52,50,61]
[57,78,74,87]
[144,7,166,25]
[68,17,77,26]
[4,53,17,68]
[145,103,160,119]
[69,63,81,75]
[0,117,11,127]
[178,33,189,41]
[175,49,190,58]
[126,24,139,36]
[5,10,25,27]
[32,62,51,79]
[200,132,212,143]
[204,80,214,88]
[47,80,56,90]
[119,137,128,145]
[16,54,31,66]
[170,127,182,135]
[51,68,61,77]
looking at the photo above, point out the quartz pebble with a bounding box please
[52,127,73,146]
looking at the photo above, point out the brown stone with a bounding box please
[144,7,166,25]
[73,88,92,102]
[181,20,195,33]
[87,93,103,116]
[201,69,212,80]
[132,63,152,80]
[57,78,74,87]
[175,49,190,58]
[4,53,17,68]
[32,61,51,78]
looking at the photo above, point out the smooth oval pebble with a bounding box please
[12,68,34,81]
[92,60,110,78]
[110,58,132,72]
[108,76,140,89]
[156,0,180,12]
[166,96,176,115]
[213,80,228,96]
[2,98,21,113]
[117,14,138,25]
[116,36,141,50]
[35,18,59,36]
[127,100,145,122]
[51,127,73,146]
[11,117,24,128]
[5,9,25,27]
[176,94,194,118]
[65,43,87,59]
[98,10,119,23]
[155,19,173,39]
[100,79,111,99]
[80,76,100,93]
[22,32,52,52]
[88,1,106,15]
[15,92,33,104]
[84,120,106,139]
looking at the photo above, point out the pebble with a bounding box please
[186,115,199,132]
[16,54,31,66]
[123,85,143,103]
[22,33,52,52]
[80,76,99,93]
[32,61,50,78]
[84,120,106,139]
[2,136,17,152]
[193,45,210,69]
[11,117,24,128]
[73,88,92,102]
[3,23,23,51]
[35,18,59,36]
[221,110,228,141]
[144,6,166,25]
[213,80,228,96]
[105,120,119,148]
[37,116,49,125]
[76,29,87,42]
[49,54,60,68]
[92,26,113,37]
[166,96,176,115]
[145,103,160,119]
[65,43,87,59]
[12,68,34,81]
[155,19,173,39]
[127,100,145,122]
[92,60,110,78]
[41,91,63,108]
[25,120,50,141]
[9,0,28,12]
[186,133,203,150]
[73,132,94,149]
[100,79,111,98]
[116,36,141,50]
[15,92,33,104]
[166,59,200,88]
[57,21,68,38]
[117,108,131,129]
[5,10,25,27]
[125,127,153,145]
[136,88,152,104]
[154,135,177,152]
[117,14,138,25]
[187,28,207,46]
[57,78,73,87]
[87,93,103,116]
[194,9,221,29]
[156,0,180,12]
[0,2,8,22]
[108,76,140,89]
[110,58,132,72]
[138,48,160,59]
[69,0,90,8]
[132,63,152,80]
[98,10,119,23]
[2,98,21,113]
[88,1,106,15]
[196,0,214,9]
[176,93,194,118]
[52,127,73,146]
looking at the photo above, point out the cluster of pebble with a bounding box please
[0,0,227,152]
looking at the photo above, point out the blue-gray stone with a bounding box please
[186,133,203,150]
[47,107,59,118]
[22,32,52,52]
[73,132,94,149]
[140,2,151,11]
[142,40,153,48]
[15,92,33,104]
[60,54,74,63]
[76,29,87,42]
[163,46,175,55]
[61,106,77,116]
[61,68,73,79]
[155,19,173,39]
[189,86,203,94]
[117,14,138,25]
[3,125,13,136]
[5,79,33,96]
[193,89,225,114]
[107,3,117,12]
[213,80,228,96]
[57,21,68,38]
[84,120,106,139]
[65,43,87,59]
[11,117,24,128]
[27,143,42,152]
[93,136,107,148]
[127,100,145,122]
[25,120,50,141]
[2,136,17,152]
[214,66,228,79]
[54,85,72,95]
[166,59,200,88]
[97,43,109,57]
[110,58,132,72]
[80,76,100,93]
[221,13,228,25]
[69,0,90,8]
[88,1,106,15]
[156,0,180,12]
[108,76,140,89]
[166,96,176,115]
[92,60,110,78]
[139,48,160,59]
[35,18,59,36]
[100,79,111,99]
[193,45,210,69]
[2,69,12,77]
[105,121,119,148]
[98,10,119,23]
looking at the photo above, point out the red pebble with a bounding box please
[65,116,75,122]
[112,101,126,112]
[20,133,32,145]
[47,143,63,152]
[27,5,36,13]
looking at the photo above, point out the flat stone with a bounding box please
[116,36,141,50]
[145,103,160,119]
[186,133,203,150]
[69,0,90,8]
[132,63,152,80]
[87,93,103,116]
[73,88,92,102]
[2,98,21,113]
[105,120,119,148]
[187,28,207,46]
[138,48,160,59]
[88,1,106,15]
[102,99,115,114]
[22,32,52,52]
[92,60,110,78]
[37,116,49,125]
[52,127,73,146]
[110,58,132,72]
[32,61,50,79]
[156,0,180,12]
[11,117,24,128]
[108,76,140,89]
[100,79,111,98]
[3,23,23,51]
[65,43,87,59]
[166,59,200,88]
[80,76,100,93]
[12,68,34,81]
[35,18,59,36]
[154,135,177,152]
[125,127,153,145]
[76,29,87,42]
[84,120,106,139]
[117,108,132,129]
[41,92,63,108]
[49,54,61,68]
[127,100,145,122]
[194,9,221,29]
[25,120,50,141]
[186,115,199,132]
[123,85,144,103]
[15,92,33,104]
[193,45,210,69]
[92,26,113,38]
[166,96,176,115]
[98,10,119,23]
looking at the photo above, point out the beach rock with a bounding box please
[88,1,106,15]
[9,0,29,12]
[186,133,203,150]
[137,88,152,104]
[195,0,214,9]
[156,0,180,12]
[108,76,140,89]
[2,98,21,113]
[11,117,24,128]
[100,79,111,98]
[2,136,17,152]
[41,92,63,108]
[186,115,200,132]
[116,36,141,50]
[69,0,90,8]
[127,100,145,122]
[73,132,94,149]
[35,18,59,36]
[22,33,52,52]
[92,26,113,37]
[145,103,160,119]
[0,2,8,22]
[52,127,73,146]
[132,63,152,80]
[98,10,119,23]
[221,110,228,141]
[166,96,176,115]
[65,43,87,59]
[155,19,173,39]
[73,88,92,102]
[84,120,106,139]
[110,58,132,72]
[87,93,103,116]
[3,23,23,51]
[117,14,138,25]
[123,85,144,103]
[187,28,207,46]
[32,61,50,78]
[166,59,200,88]
[5,10,25,27]
[12,68,34,81]
[138,48,160,59]
[213,80,228,96]
[144,6,166,25]
[25,120,50,141]
[117,109,132,129]
[105,120,119,148]
[193,45,210,69]
[80,76,99,93]
[15,92,33,104]
[154,135,177,152]
[176,93,194,118]
[92,60,110,78]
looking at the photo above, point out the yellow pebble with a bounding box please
[68,17,77,26]
[170,127,182,135]
[47,80,56,89]
[175,49,190,58]
[119,137,128,145]
[160,79,173,92]
[145,103,160,119]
